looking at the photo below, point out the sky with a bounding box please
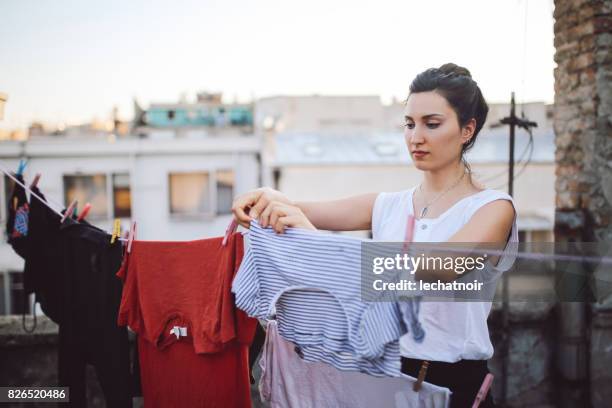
[0,0,556,130]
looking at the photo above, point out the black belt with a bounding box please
[401,357,489,392]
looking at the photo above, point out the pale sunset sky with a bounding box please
[0,0,556,130]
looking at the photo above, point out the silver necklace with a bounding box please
[417,171,466,219]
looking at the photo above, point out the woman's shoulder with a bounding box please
[468,188,514,205]
[464,188,516,220]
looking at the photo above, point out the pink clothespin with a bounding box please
[127,221,137,253]
[472,373,494,408]
[61,199,78,223]
[222,219,239,247]
[30,173,41,189]
[77,203,92,221]
[403,214,416,251]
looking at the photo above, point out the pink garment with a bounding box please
[259,320,451,408]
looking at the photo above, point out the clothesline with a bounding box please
[0,161,128,242]
[2,160,611,266]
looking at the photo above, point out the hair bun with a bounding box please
[438,63,472,78]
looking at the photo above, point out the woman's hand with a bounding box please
[231,187,294,228]
[260,202,316,233]
[232,187,315,233]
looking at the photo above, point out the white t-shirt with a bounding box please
[371,187,518,362]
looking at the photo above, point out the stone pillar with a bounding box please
[554,0,612,241]
[553,1,612,407]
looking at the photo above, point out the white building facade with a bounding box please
[0,135,261,315]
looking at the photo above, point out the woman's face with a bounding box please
[403,91,472,171]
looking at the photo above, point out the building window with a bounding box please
[63,173,132,219]
[216,170,234,215]
[167,110,175,120]
[64,174,109,218]
[169,172,211,216]
[0,273,5,315]
[113,174,132,218]
[0,272,31,316]
[9,272,29,315]
[2,174,15,236]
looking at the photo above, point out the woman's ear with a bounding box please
[461,118,476,145]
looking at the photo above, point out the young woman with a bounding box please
[232,63,517,407]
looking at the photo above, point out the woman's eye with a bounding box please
[404,123,415,129]
[426,123,440,129]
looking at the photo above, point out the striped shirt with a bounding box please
[232,220,418,377]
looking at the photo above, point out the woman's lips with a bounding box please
[412,151,429,159]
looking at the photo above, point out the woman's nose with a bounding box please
[406,126,425,145]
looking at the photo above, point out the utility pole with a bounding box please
[0,92,7,121]
[500,92,538,197]
[497,92,537,405]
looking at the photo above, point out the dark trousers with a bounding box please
[401,357,495,408]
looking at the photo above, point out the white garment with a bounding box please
[372,188,519,362]
[260,320,451,408]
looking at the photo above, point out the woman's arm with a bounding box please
[295,194,378,231]
[232,187,377,231]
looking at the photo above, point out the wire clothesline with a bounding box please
[2,161,611,266]
[0,161,127,242]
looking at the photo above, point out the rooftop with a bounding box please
[271,127,554,166]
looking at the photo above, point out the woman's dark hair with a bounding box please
[408,63,489,169]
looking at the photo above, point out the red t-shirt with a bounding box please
[117,232,256,408]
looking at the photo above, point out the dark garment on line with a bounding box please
[5,173,29,258]
[401,357,495,408]
[22,187,64,323]
[56,219,133,408]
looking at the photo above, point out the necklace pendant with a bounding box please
[420,207,428,218]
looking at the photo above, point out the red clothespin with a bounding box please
[222,219,239,246]
[30,173,41,189]
[472,373,494,408]
[77,203,92,221]
[127,221,137,253]
[61,199,78,223]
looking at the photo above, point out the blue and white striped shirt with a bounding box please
[232,220,420,377]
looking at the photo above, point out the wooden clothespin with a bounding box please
[76,203,92,221]
[412,360,430,392]
[61,199,78,223]
[110,219,121,244]
[127,221,137,253]
[30,173,41,189]
[471,373,494,408]
[222,219,239,247]
[16,159,27,176]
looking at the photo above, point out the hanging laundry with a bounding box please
[260,320,451,408]
[57,218,134,407]
[116,232,257,408]
[5,172,29,258]
[232,220,420,377]
[21,187,65,324]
